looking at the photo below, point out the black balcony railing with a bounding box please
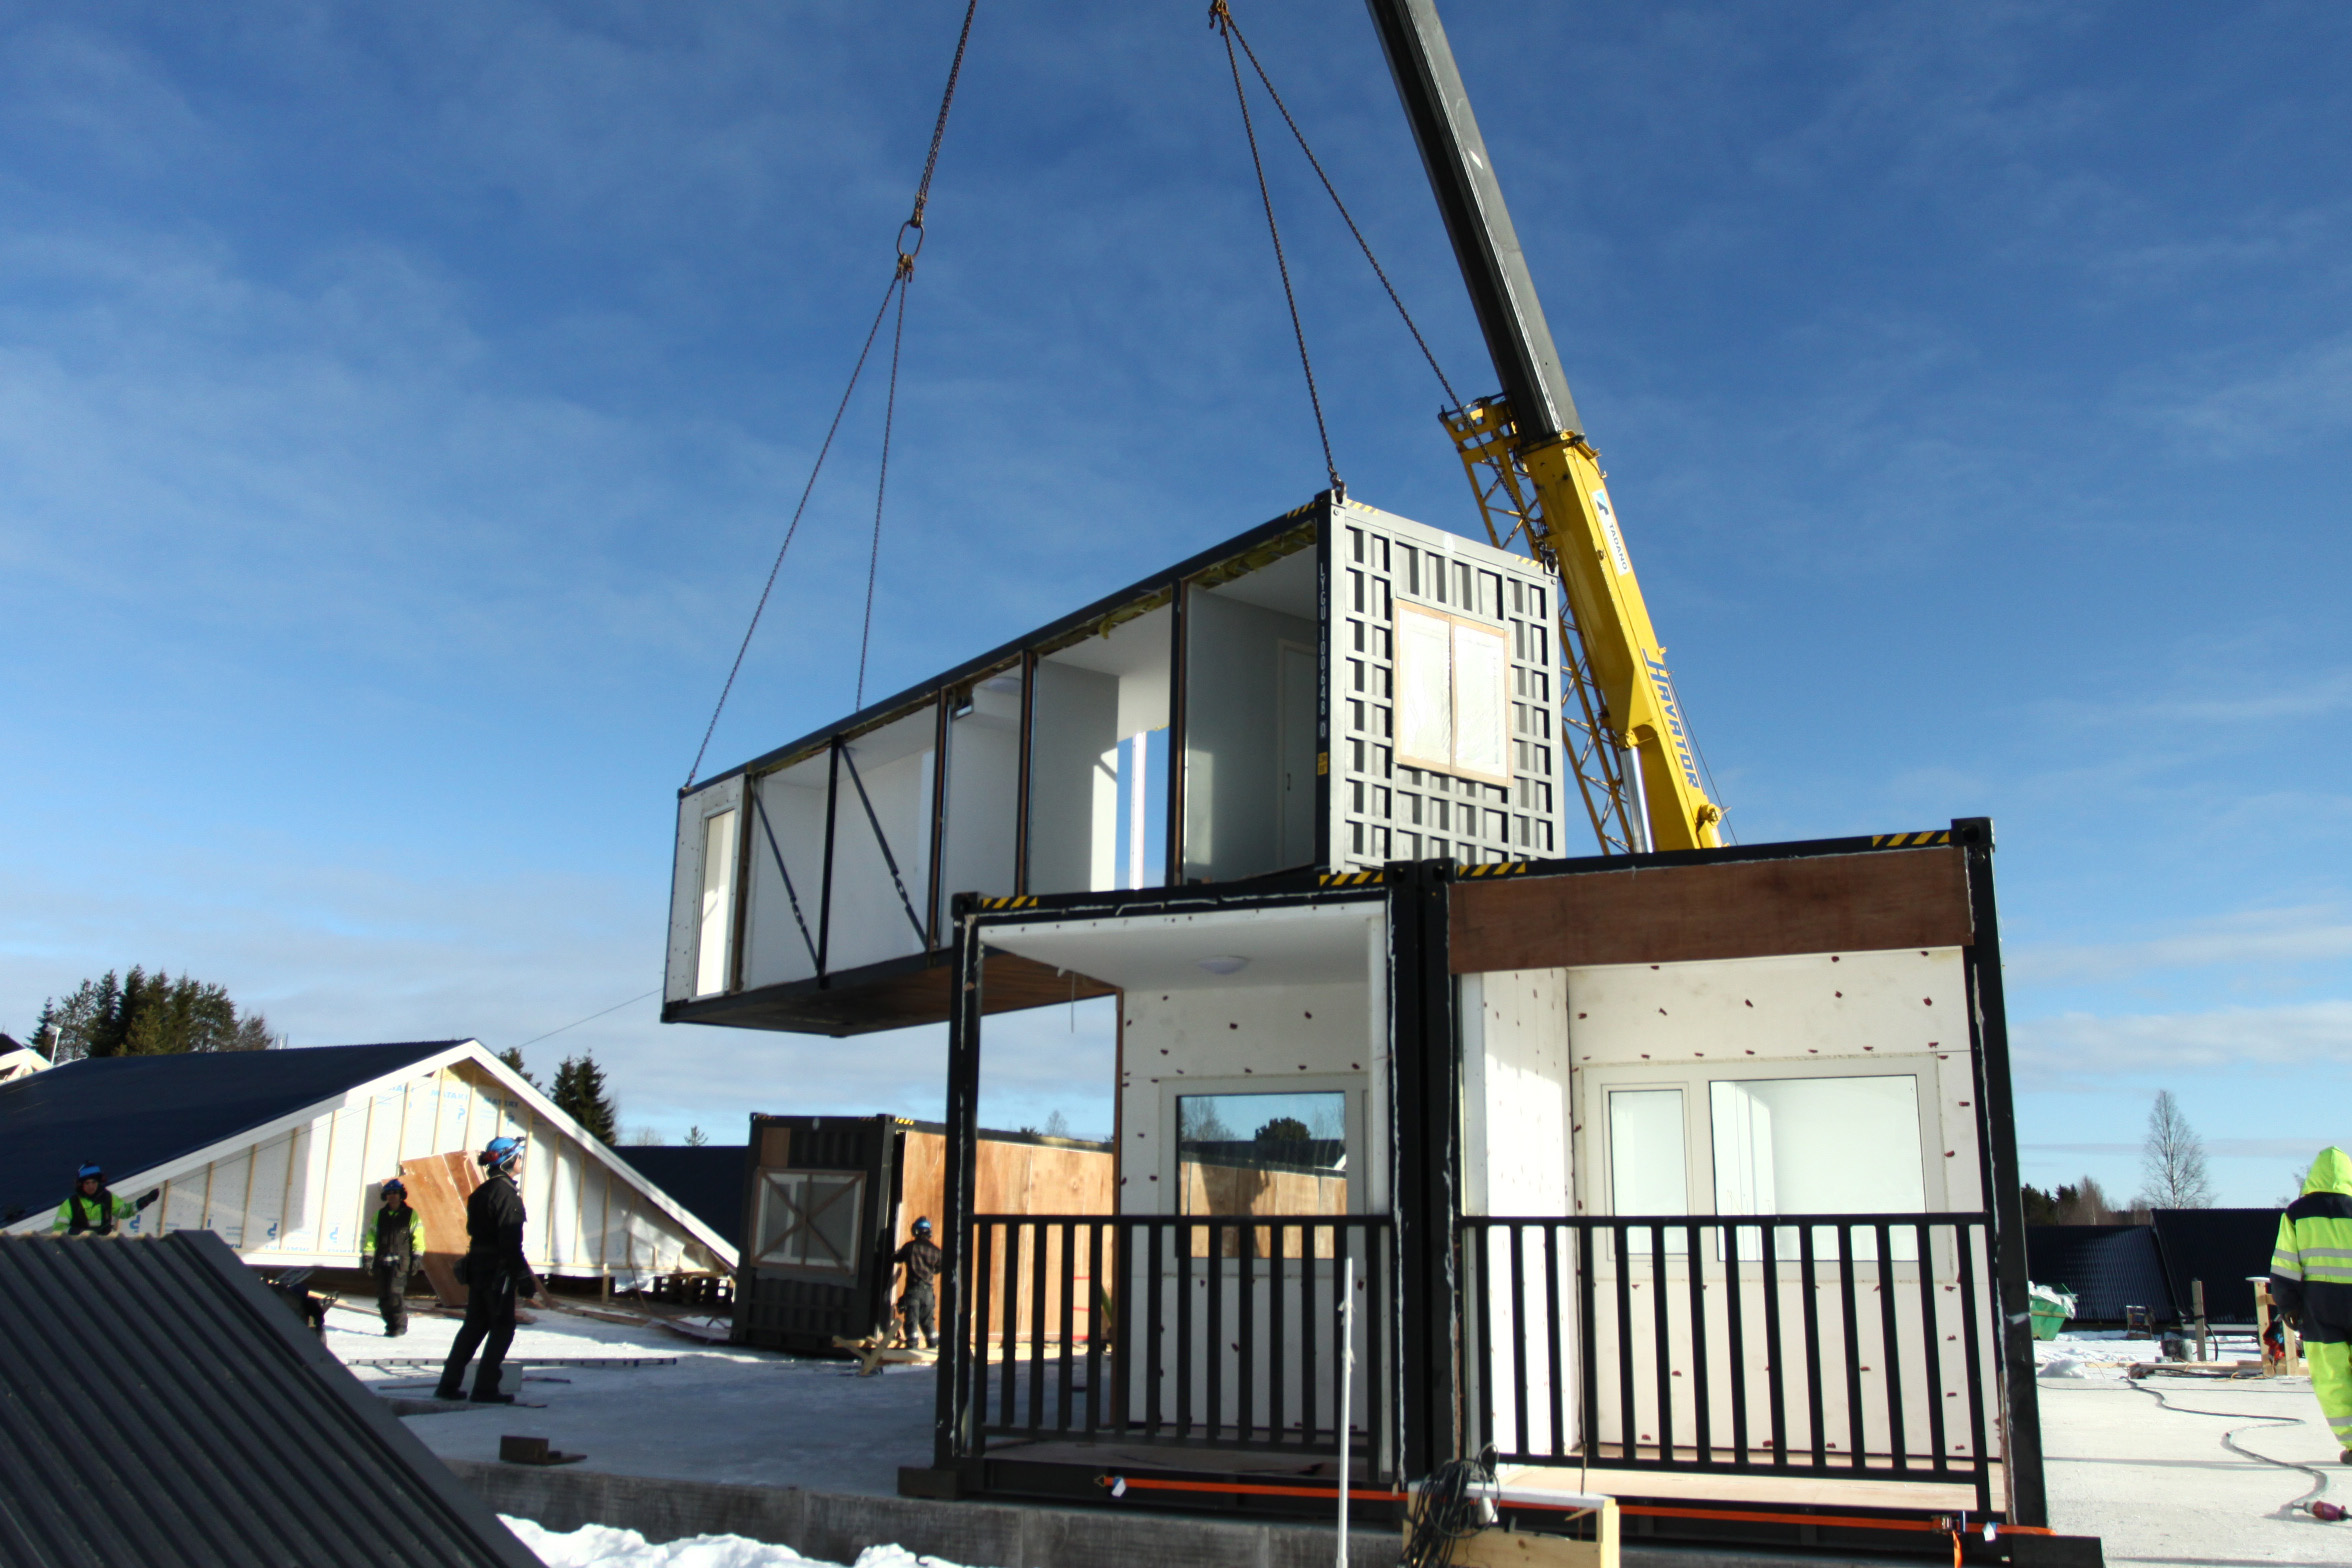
[1462,1214,1997,1510]
[953,1214,1395,1480]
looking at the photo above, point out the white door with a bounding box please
[1277,642,1318,868]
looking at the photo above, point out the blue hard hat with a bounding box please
[380,1177,408,1197]
[912,1216,932,1233]
[479,1136,525,1170]
[76,1163,103,1182]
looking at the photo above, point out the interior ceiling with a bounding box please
[1046,602,1172,678]
[983,900,1379,992]
[1207,545,1318,618]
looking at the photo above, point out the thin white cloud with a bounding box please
[2010,905,2352,984]
[2015,999,2352,1082]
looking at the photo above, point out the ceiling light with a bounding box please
[1197,955,1248,976]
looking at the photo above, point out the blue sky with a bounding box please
[2,2,2345,1201]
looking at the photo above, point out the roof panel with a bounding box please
[0,1041,462,1223]
[0,1231,538,1568]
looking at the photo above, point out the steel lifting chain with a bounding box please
[687,2,979,787]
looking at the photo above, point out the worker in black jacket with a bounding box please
[891,1217,947,1349]
[434,1137,544,1403]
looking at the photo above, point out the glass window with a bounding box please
[695,808,738,997]
[1710,1075,1926,1260]
[1606,1087,1687,1215]
[1177,1091,1347,1216]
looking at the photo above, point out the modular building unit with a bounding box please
[912,823,2053,1558]
[666,491,1568,1036]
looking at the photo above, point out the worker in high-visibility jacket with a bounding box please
[50,1164,157,1235]
[364,1177,426,1337]
[2271,1146,2352,1460]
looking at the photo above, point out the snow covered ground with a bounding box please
[2033,1328,2266,1381]
[322,1297,934,1497]
[504,1516,965,1568]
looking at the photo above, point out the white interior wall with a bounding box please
[937,677,1021,917]
[1183,586,1319,882]
[1028,661,1117,895]
[1118,979,1377,1216]
[740,755,829,989]
[1459,969,1573,1217]
[826,709,937,973]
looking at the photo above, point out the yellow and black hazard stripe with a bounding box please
[1318,870,1384,887]
[1869,830,1951,848]
[974,894,1043,911]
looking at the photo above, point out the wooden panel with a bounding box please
[1450,849,1971,974]
[401,1151,481,1306]
[895,1129,947,1243]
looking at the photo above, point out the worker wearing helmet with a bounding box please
[364,1177,425,1337]
[50,1164,157,1236]
[434,1137,545,1403]
[2272,1146,2352,1460]
[890,1216,947,1350]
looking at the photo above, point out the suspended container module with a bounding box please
[666,492,1570,1036]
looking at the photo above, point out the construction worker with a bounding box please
[365,1177,425,1337]
[50,1164,157,1235]
[434,1137,545,1404]
[2271,1146,2352,1460]
[890,1216,946,1349]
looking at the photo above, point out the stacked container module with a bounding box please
[664,492,1567,1037]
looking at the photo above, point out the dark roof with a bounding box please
[2151,1208,2285,1324]
[2026,1224,2178,1323]
[618,1145,748,1248]
[0,1041,462,1224]
[0,1231,538,1567]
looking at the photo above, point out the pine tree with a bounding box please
[551,1052,620,1147]
[495,1047,539,1089]
[34,968,274,1060]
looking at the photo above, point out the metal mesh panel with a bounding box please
[1329,502,1563,871]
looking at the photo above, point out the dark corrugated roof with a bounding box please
[2152,1207,2285,1324]
[2026,1224,2178,1323]
[0,1231,538,1567]
[0,1041,462,1224]
[617,1145,746,1248]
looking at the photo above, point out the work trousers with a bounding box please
[898,1283,937,1348]
[2310,1339,2352,1451]
[438,1268,520,1398]
[374,1261,411,1335]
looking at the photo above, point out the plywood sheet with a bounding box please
[1451,849,1971,974]
[401,1151,481,1306]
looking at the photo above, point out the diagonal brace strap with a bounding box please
[753,790,822,970]
[838,745,931,945]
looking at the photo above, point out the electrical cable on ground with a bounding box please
[685,0,978,787]
[2112,1376,2332,1517]
[1400,1455,1496,1568]
[1212,0,1339,495]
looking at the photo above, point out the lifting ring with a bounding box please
[897,218,926,264]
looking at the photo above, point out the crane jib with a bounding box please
[1645,657,1704,791]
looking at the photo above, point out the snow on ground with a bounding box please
[2033,1329,2266,1381]
[503,1516,970,1568]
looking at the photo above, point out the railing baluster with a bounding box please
[1058,1219,1078,1433]
[1723,1221,1749,1469]
[1687,1220,1710,1466]
[1956,1220,1991,1511]
[1615,1224,1635,1465]
[1651,1222,1673,1463]
[1917,1221,1947,1473]
[1544,1224,1567,1461]
[1799,1224,1825,1470]
[1110,1221,1132,1437]
[1238,1216,1257,1443]
[1508,1223,1529,1461]
[1877,1221,1906,1471]
[1176,1217,1195,1439]
[1268,1221,1287,1445]
[1836,1224,1866,1470]
[1207,1221,1224,1442]
[1145,1219,1165,1437]
[1028,1216,1051,1435]
[1579,1225,1600,1469]
[1086,1221,1105,1436]
[1300,1220,1321,1449]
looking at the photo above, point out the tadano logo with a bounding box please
[1592,488,1632,576]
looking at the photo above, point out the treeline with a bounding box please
[34,968,278,1061]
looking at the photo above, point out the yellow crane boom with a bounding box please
[1366,0,1723,853]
